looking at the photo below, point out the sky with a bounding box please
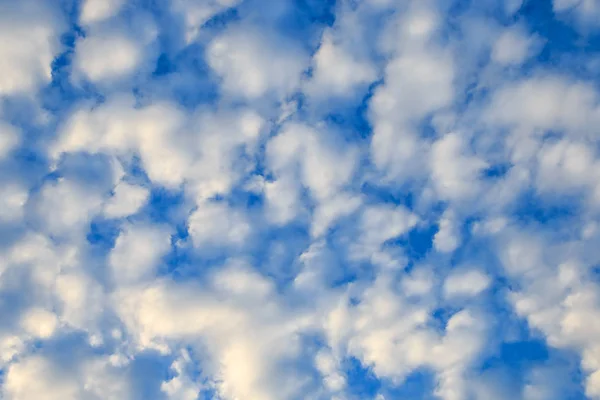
[1,0,600,399]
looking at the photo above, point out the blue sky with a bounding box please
[1,0,600,399]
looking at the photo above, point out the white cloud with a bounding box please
[207,27,309,99]
[103,181,149,219]
[369,5,454,181]
[434,210,461,253]
[73,33,143,83]
[311,192,362,238]
[161,350,202,400]
[0,184,28,223]
[264,176,303,226]
[20,308,58,339]
[55,271,105,331]
[171,0,242,43]
[114,270,315,400]
[53,97,192,188]
[267,123,358,202]
[53,99,263,194]
[188,201,251,248]
[444,269,491,299]
[485,75,600,138]
[430,133,488,200]
[3,356,80,400]
[329,274,489,400]
[306,31,376,97]
[0,0,63,96]
[109,223,172,286]
[553,0,600,30]
[535,139,599,197]
[0,122,19,159]
[80,0,125,25]
[4,0,600,398]
[494,226,600,399]
[492,25,540,66]
[315,349,346,392]
[35,178,105,237]
[351,204,418,261]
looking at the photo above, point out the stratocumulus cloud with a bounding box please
[1,0,600,399]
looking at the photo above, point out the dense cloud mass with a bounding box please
[1,0,600,399]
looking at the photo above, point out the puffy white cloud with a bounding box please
[53,99,263,194]
[80,0,125,25]
[114,267,315,400]
[171,0,242,43]
[311,192,362,238]
[553,0,600,30]
[3,356,80,400]
[53,97,191,188]
[103,181,149,219]
[188,201,251,248]
[325,273,489,400]
[161,350,202,400]
[35,178,105,237]
[360,204,418,248]
[73,33,143,83]
[207,27,309,99]
[4,0,600,398]
[491,25,540,66]
[20,308,58,339]
[306,31,376,97]
[315,348,346,392]
[536,139,599,197]
[0,184,28,223]
[109,223,172,285]
[492,225,600,398]
[485,75,600,138]
[55,271,105,331]
[434,210,461,253]
[444,269,491,299]
[264,176,304,226]
[0,122,19,159]
[430,133,488,200]
[267,123,358,202]
[0,0,63,96]
[368,4,454,182]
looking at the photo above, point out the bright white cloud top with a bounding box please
[1,0,600,399]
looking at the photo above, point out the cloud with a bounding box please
[0,122,19,160]
[306,31,377,98]
[553,0,600,30]
[0,0,63,96]
[188,200,251,249]
[2,0,600,399]
[171,0,242,43]
[80,0,125,25]
[73,33,144,83]
[109,223,172,286]
[103,181,150,219]
[207,26,309,99]
[3,356,80,400]
[491,24,541,66]
[443,268,491,299]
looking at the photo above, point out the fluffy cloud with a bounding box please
[491,24,540,66]
[103,181,150,219]
[2,0,600,399]
[207,26,309,99]
[109,223,172,285]
[79,0,125,25]
[73,33,144,83]
[0,0,63,96]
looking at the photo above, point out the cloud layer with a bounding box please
[1,0,600,399]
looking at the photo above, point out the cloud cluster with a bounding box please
[1,0,600,399]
